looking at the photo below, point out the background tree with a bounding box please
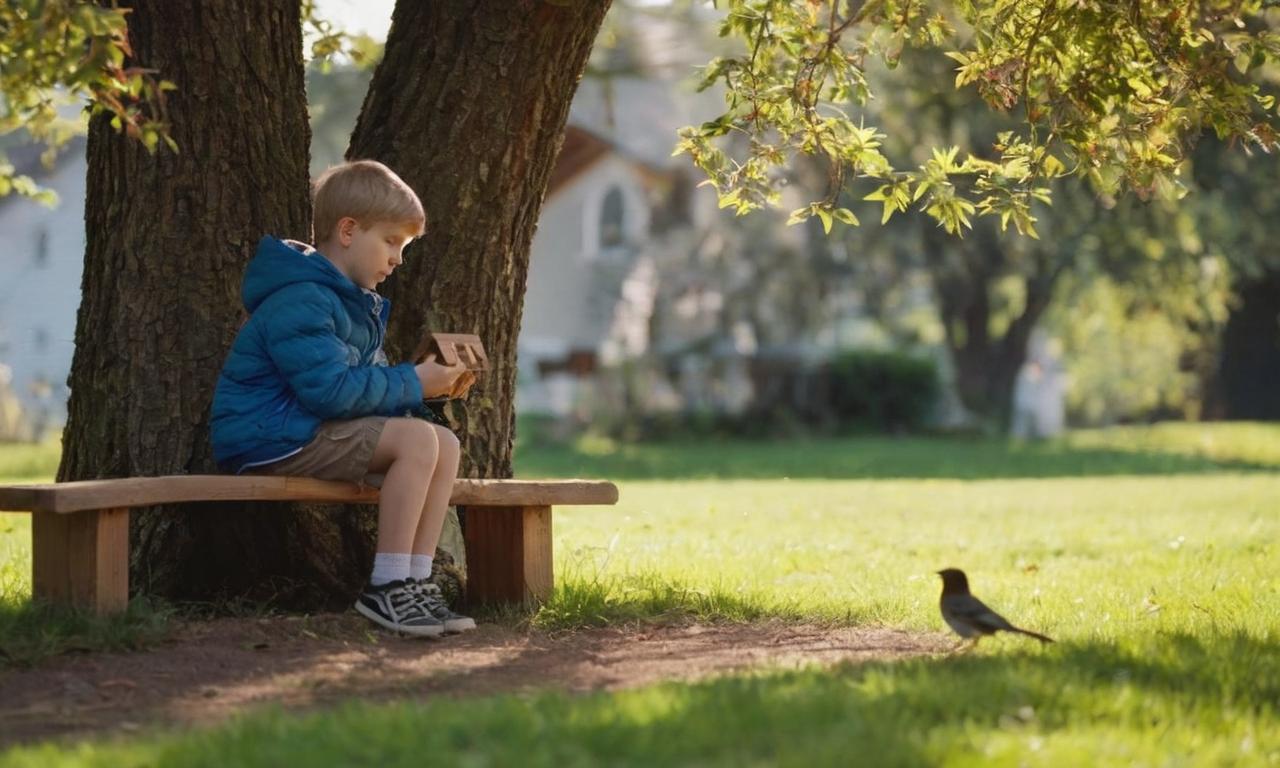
[832,47,1221,424]
[1190,140,1280,419]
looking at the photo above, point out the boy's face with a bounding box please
[336,218,417,290]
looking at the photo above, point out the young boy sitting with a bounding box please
[210,160,476,638]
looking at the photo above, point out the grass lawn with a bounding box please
[1,424,1278,765]
[0,435,60,603]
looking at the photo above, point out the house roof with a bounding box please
[546,126,615,198]
[567,76,723,168]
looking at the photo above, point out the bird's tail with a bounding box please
[1010,626,1054,643]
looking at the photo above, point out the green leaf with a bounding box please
[881,201,896,224]
[817,207,833,234]
[864,185,890,202]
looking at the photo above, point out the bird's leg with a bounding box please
[948,637,977,655]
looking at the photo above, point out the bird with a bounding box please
[936,568,1054,650]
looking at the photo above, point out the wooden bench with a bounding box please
[0,476,618,615]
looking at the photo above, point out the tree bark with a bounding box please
[58,0,352,604]
[346,0,612,479]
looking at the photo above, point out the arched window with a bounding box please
[599,186,625,248]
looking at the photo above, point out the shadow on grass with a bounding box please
[0,597,173,670]
[15,631,1270,767]
[515,435,1279,481]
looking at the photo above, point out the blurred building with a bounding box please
[0,139,85,439]
[516,76,724,417]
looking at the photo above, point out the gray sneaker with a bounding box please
[354,579,445,637]
[407,578,477,633]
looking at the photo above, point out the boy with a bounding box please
[211,160,476,638]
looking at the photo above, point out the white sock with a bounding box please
[409,554,434,581]
[370,552,412,586]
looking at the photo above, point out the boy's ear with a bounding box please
[338,217,358,246]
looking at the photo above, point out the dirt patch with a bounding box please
[0,614,949,748]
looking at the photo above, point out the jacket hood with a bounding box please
[242,236,361,313]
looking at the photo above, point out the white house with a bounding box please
[0,139,86,438]
[515,76,725,417]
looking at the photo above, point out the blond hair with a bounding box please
[312,160,426,243]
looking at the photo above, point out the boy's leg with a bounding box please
[351,418,449,637]
[366,418,440,556]
[410,423,461,559]
[252,416,445,637]
[406,424,476,632]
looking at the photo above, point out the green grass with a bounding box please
[2,423,1279,764]
[0,512,30,598]
[0,437,60,482]
[541,474,1279,635]
[514,420,1280,479]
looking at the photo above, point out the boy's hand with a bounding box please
[449,370,478,399]
[416,355,471,399]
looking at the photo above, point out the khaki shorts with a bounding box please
[250,416,388,487]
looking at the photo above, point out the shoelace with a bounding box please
[412,581,453,616]
[388,584,435,620]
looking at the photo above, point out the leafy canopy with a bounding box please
[5,0,1280,235]
[0,0,373,203]
[0,0,173,204]
[677,0,1280,236]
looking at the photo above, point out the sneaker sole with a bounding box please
[444,617,477,633]
[354,600,445,638]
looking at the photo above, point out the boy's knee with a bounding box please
[390,418,439,466]
[433,424,460,456]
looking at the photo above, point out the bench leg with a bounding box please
[461,505,552,605]
[32,508,130,615]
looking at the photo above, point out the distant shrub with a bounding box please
[825,349,940,432]
[525,350,942,443]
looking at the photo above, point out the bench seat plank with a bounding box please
[0,476,618,514]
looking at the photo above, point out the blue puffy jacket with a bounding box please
[210,236,424,472]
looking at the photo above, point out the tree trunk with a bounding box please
[1211,270,1280,419]
[925,224,1060,427]
[346,0,612,479]
[58,0,354,605]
